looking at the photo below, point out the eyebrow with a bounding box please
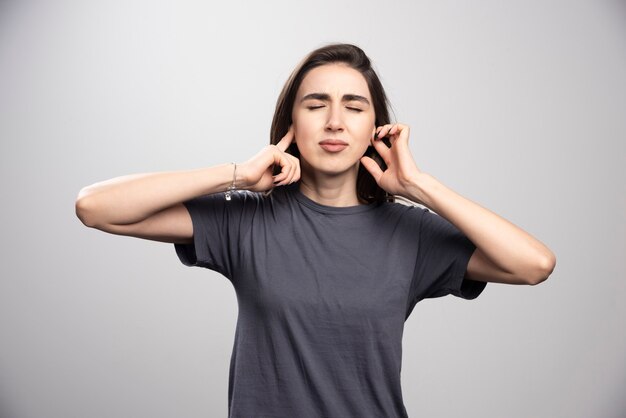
[300,92,371,106]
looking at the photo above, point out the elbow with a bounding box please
[75,189,100,228]
[527,252,557,286]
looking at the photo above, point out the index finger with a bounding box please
[275,125,295,152]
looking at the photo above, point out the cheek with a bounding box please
[293,119,318,145]
[353,120,375,142]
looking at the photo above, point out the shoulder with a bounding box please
[370,199,429,233]
[380,198,429,218]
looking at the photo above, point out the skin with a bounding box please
[250,63,557,285]
[75,62,556,286]
[290,63,378,206]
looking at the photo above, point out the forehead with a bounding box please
[297,63,370,99]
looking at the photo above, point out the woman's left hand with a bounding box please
[360,123,424,202]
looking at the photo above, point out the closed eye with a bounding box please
[306,105,363,112]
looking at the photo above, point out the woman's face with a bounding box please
[291,63,376,177]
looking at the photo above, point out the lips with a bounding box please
[319,139,348,152]
[319,139,348,145]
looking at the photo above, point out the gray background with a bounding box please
[1,1,624,417]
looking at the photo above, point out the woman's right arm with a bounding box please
[75,127,300,244]
[75,164,239,244]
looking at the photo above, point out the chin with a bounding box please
[309,161,360,177]
[300,150,363,174]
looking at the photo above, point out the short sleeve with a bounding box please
[407,207,486,309]
[174,190,255,280]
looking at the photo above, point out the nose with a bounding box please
[324,105,344,132]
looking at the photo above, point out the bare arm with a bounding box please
[75,164,239,243]
[408,173,556,285]
[75,126,301,244]
[362,122,556,286]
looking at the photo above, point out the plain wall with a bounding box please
[1,0,624,417]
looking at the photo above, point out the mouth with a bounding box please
[319,139,348,153]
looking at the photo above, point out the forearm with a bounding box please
[406,173,556,277]
[76,163,238,227]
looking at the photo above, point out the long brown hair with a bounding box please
[266,43,395,204]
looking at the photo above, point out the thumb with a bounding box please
[360,156,383,182]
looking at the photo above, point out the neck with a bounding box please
[298,163,365,207]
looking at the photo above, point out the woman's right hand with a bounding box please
[238,126,301,192]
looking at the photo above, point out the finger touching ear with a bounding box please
[276,126,296,152]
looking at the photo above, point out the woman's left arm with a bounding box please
[361,123,557,286]
[406,173,556,285]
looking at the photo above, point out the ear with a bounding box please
[289,123,296,142]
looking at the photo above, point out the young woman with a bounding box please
[76,43,556,417]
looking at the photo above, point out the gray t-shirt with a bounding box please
[174,181,486,417]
